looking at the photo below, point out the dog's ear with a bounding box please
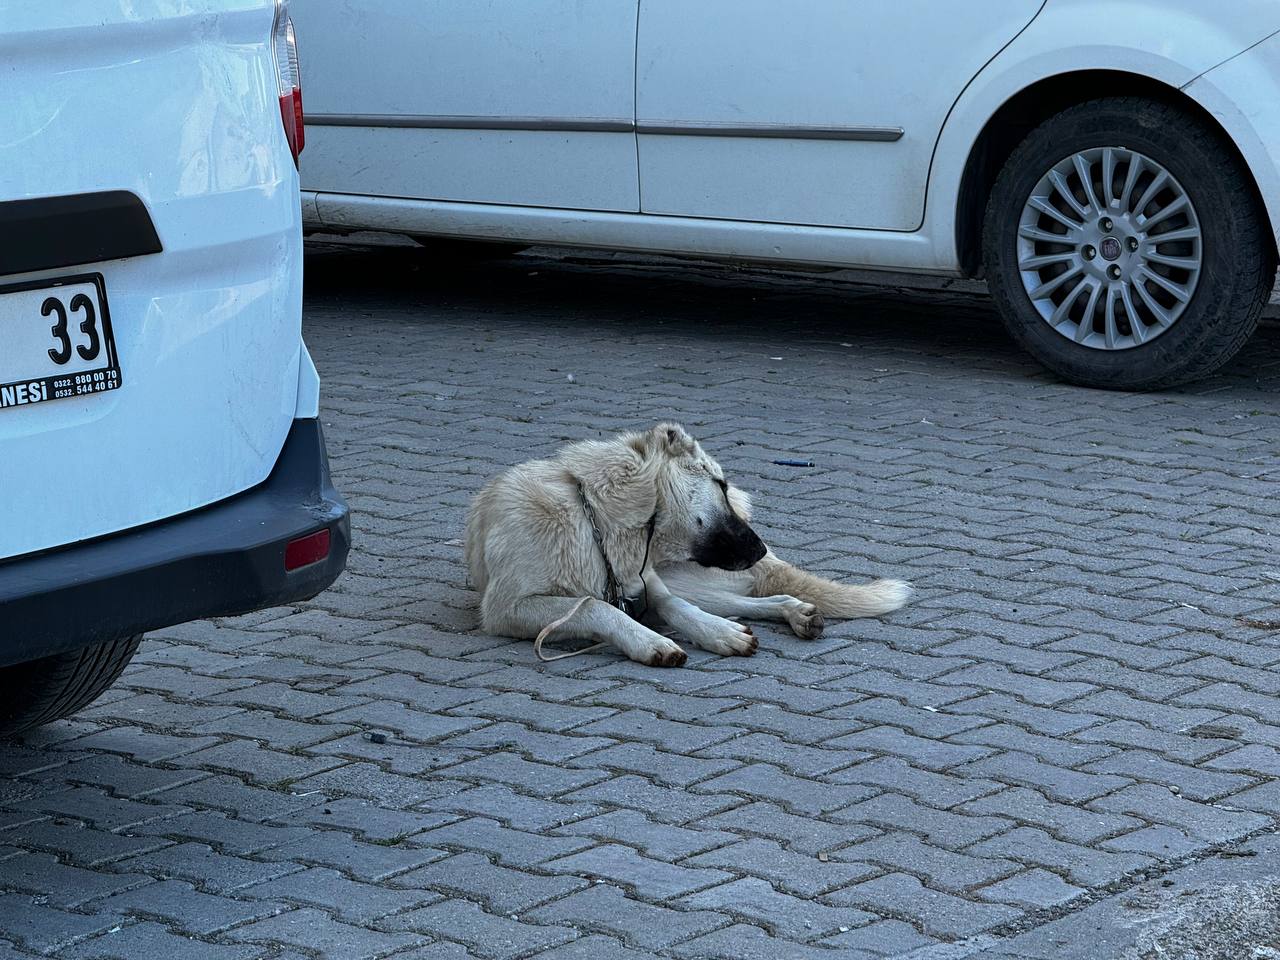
[726,485,753,521]
[645,422,697,459]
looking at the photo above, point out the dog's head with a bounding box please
[636,423,767,571]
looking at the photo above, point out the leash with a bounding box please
[533,597,602,661]
[533,484,656,662]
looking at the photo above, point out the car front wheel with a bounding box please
[0,634,142,737]
[983,97,1275,390]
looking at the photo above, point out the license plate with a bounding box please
[0,273,122,411]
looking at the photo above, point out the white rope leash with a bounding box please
[533,596,609,662]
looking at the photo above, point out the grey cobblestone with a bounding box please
[829,726,993,771]
[968,826,1152,887]
[671,923,877,960]
[243,866,434,922]
[976,868,1086,909]
[685,838,877,896]
[257,832,445,882]
[948,723,1114,768]
[526,884,725,951]
[437,753,606,796]
[562,775,739,825]
[528,934,654,960]
[945,694,1103,737]
[0,893,122,954]
[833,832,1016,892]
[563,742,739,787]
[87,879,285,936]
[1083,750,1255,801]
[828,757,1002,808]
[824,873,1021,938]
[551,810,738,861]
[1089,783,1269,843]
[0,852,149,907]
[695,733,861,777]
[701,798,880,860]
[830,793,1013,848]
[5,246,1280,958]
[955,751,1131,803]
[543,844,732,899]
[227,907,425,960]
[959,787,1143,845]
[114,842,301,894]
[4,818,170,867]
[424,785,602,832]
[818,918,937,954]
[63,923,264,960]
[392,853,586,913]
[382,900,575,960]
[416,817,592,868]
[680,876,876,941]
[691,763,875,815]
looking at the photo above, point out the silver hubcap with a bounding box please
[1017,146,1202,351]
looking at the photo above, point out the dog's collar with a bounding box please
[576,481,656,620]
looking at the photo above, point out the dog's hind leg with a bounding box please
[751,552,910,618]
[657,562,824,639]
[491,595,688,667]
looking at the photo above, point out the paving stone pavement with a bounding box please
[3,241,1280,959]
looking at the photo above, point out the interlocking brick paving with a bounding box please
[2,242,1279,958]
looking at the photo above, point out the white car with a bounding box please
[0,0,348,733]
[296,1,1280,389]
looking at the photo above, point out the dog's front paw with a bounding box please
[687,616,758,657]
[644,639,688,668]
[786,602,825,640]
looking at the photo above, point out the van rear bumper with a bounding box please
[0,417,349,668]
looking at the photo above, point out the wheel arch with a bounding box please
[952,70,1276,278]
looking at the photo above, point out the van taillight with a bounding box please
[272,1,304,167]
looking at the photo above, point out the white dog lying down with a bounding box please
[465,423,910,666]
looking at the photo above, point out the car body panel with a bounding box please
[636,0,1042,230]
[0,0,304,561]
[1183,31,1280,251]
[297,0,641,212]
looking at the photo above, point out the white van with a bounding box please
[0,0,348,733]
[295,1,1280,390]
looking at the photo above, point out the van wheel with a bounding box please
[0,635,142,737]
[983,97,1275,390]
[409,236,529,260]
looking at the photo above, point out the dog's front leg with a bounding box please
[498,595,687,667]
[642,571,758,657]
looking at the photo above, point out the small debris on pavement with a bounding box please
[364,730,389,744]
[772,458,815,467]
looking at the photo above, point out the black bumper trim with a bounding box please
[0,190,162,278]
[0,418,350,667]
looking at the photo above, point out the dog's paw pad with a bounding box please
[785,602,824,640]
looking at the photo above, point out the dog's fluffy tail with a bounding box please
[751,552,911,618]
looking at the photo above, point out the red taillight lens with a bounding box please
[285,529,330,571]
[272,1,303,167]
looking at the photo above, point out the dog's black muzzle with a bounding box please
[692,513,767,571]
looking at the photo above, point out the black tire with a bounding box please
[983,97,1276,390]
[0,634,142,737]
[409,236,530,260]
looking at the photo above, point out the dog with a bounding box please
[465,423,910,666]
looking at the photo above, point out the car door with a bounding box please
[636,0,1043,230]
[296,0,640,212]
